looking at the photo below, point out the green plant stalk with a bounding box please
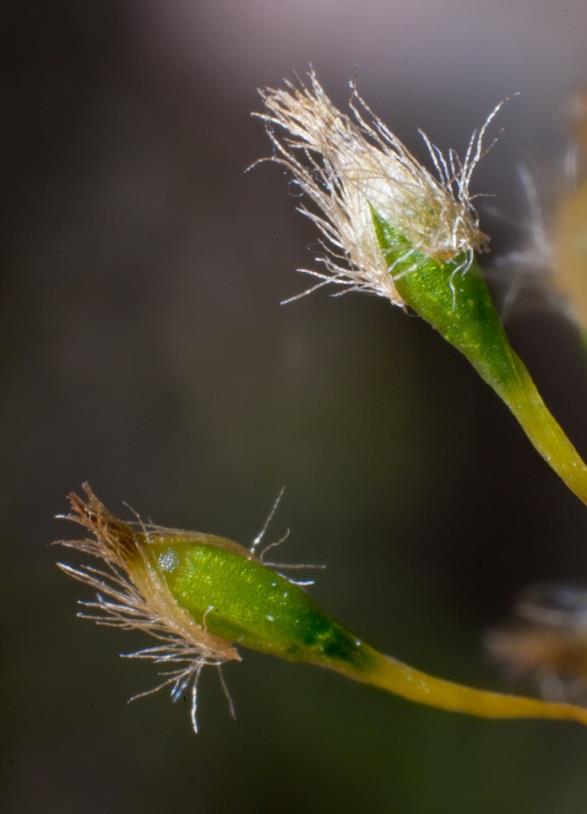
[371,208,587,506]
[59,487,587,727]
[146,532,587,726]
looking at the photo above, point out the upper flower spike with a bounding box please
[255,70,502,305]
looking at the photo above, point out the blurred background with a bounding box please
[3,2,587,812]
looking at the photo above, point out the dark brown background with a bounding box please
[3,2,587,812]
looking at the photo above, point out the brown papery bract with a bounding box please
[56,484,239,731]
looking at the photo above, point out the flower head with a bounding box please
[256,70,503,304]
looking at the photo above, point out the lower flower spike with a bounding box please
[57,485,587,732]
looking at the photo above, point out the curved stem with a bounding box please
[336,645,587,725]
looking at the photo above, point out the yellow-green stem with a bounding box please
[495,357,587,503]
[339,646,587,725]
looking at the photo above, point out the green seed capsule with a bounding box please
[58,485,587,732]
[148,536,369,670]
[371,207,587,506]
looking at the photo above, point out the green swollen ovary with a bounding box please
[136,531,587,726]
[148,537,371,673]
[370,207,519,392]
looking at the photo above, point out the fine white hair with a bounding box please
[255,70,506,305]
